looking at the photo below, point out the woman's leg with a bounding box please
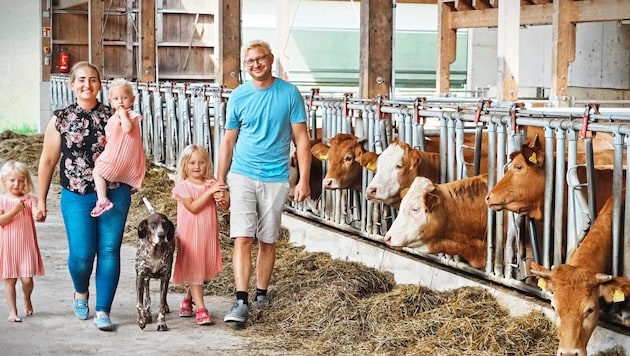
[61,188,98,298]
[94,184,131,314]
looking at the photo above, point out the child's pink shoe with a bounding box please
[90,199,114,217]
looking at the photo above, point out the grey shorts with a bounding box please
[227,172,290,244]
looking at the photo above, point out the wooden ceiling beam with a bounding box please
[454,0,473,11]
[447,0,630,29]
[448,4,552,28]
[472,0,493,10]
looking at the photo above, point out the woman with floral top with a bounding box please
[36,61,132,332]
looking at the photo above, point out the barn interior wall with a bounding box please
[0,1,40,133]
[468,22,630,100]
[11,1,630,133]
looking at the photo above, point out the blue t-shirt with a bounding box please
[225,78,307,182]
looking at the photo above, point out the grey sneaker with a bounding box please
[252,294,269,308]
[224,299,249,323]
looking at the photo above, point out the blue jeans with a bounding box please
[60,184,131,314]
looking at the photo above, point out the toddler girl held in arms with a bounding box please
[91,78,146,217]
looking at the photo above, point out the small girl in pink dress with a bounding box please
[0,161,44,322]
[90,78,146,217]
[172,144,229,325]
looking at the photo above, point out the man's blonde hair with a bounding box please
[242,39,272,59]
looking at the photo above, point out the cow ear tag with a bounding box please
[366,162,376,172]
[613,289,625,303]
[528,152,538,165]
[537,278,547,290]
[318,153,328,160]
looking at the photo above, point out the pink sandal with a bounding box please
[179,296,193,317]
[196,308,213,325]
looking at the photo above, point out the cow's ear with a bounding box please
[530,134,543,151]
[521,144,545,168]
[353,142,366,160]
[407,149,422,168]
[424,192,439,212]
[311,143,329,161]
[359,152,379,172]
[530,262,552,291]
[599,276,630,304]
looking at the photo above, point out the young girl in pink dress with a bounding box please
[172,144,229,325]
[0,161,44,322]
[90,78,146,217]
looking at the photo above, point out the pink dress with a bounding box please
[171,180,223,285]
[94,109,146,189]
[0,194,44,279]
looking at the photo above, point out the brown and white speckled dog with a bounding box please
[135,203,175,331]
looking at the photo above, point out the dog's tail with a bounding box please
[142,196,156,214]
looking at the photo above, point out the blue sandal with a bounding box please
[73,294,89,320]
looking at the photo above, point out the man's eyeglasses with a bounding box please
[244,54,269,67]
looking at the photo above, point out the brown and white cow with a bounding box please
[530,196,630,356]
[311,133,366,192]
[361,141,440,208]
[383,175,489,269]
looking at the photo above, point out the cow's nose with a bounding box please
[323,178,333,187]
[557,349,584,356]
[485,193,491,202]
[366,187,376,198]
[383,235,392,244]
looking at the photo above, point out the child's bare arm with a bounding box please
[116,108,135,134]
[0,201,25,226]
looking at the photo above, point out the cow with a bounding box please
[288,138,323,214]
[383,175,489,269]
[530,196,630,356]
[361,141,440,208]
[311,133,367,192]
[485,136,617,223]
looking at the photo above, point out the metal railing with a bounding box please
[50,75,630,328]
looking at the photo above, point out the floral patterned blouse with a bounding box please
[54,102,114,194]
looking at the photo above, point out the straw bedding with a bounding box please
[2,130,626,356]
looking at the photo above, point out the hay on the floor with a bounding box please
[3,131,627,356]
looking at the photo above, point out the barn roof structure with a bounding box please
[42,0,630,100]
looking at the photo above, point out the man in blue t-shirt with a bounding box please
[218,39,312,324]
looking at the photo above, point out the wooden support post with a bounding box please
[220,0,241,88]
[276,0,290,81]
[497,0,519,101]
[551,0,575,100]
[41,0,51,82]
[359,0,393,99]
[89,0,104,76]
[140,0,156,83]
[437,1,456,95]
